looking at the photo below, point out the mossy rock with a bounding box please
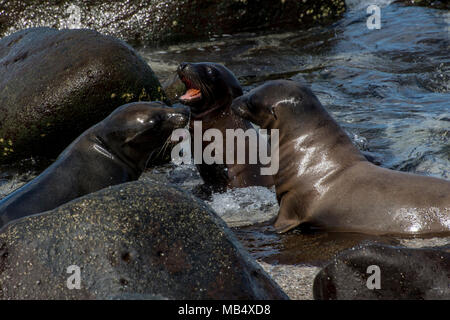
[0,180,288,299]
[0,27,166,164]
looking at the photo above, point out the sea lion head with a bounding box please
[95,101,189,172]
[177,62,243,119]
[231,80,316,129]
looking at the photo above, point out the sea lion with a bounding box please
[176,62,273,191]
[231,79,450,235]
[0,102,189,228]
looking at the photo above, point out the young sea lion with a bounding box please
[177,62,273,192]
[231,80,450,235]
[0,102,189,228]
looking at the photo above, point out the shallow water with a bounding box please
[0,0,449,270]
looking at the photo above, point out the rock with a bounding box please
[0,180,288,300]
[258,261,321,300]
[0,27,165,164]
[0,0,347,45]
[313,244,450,300]
[162,73,186,104]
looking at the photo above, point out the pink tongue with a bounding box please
[181,88,201,100]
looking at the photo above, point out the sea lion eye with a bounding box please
[206,67,214,76]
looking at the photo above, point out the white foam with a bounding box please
[207,186,279,227]
[0,177,27,200]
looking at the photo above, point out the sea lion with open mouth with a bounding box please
[176,62,273,192]
[231,79,450,235]
[0,102,189,228]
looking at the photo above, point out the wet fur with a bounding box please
[231,80,450,235]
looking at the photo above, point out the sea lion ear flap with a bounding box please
[271,107,278,120]
[273,193,303,233]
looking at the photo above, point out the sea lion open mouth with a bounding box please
[180,84,202,104]
[179,78,202,103]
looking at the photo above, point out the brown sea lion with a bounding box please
[231,79,450,235]
[176,62,273,192]
[0,102,189,228]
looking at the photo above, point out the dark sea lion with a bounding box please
[0,102,189,228]
[176,62,273,191]
[231,79,450,235]
[313,244,450,300]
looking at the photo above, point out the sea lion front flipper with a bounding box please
[273,192,303,233]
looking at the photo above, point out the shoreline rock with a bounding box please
[313,244,450,300]
[0,28,165,164]
[0,180,288,300]
[0,0,346,45]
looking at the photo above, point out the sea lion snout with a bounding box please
[176,62,196,85]
[164,104,190,127]
[177,62,189,73]
[231,90,277,127]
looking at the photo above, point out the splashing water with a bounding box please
[206,186,278,227]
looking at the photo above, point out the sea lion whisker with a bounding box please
[154,135,173,161]
[144,150,156,169]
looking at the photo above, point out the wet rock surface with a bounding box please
[0,180,288,299]
[313,244,450,300]
[162,74,186,104]
[0,0,346,45]
[258,261,321,300]
[0,27,165,164]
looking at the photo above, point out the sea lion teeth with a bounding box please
[180,88,202,101]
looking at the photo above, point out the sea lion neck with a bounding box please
[190,99,233,126]
[269,108,319,144]
[273,108,367,200]
[91,133,141,179]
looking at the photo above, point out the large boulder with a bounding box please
[0,180,288,299]
[0,27,165,164]
[313,244,450,300]
[0,0,346,45]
